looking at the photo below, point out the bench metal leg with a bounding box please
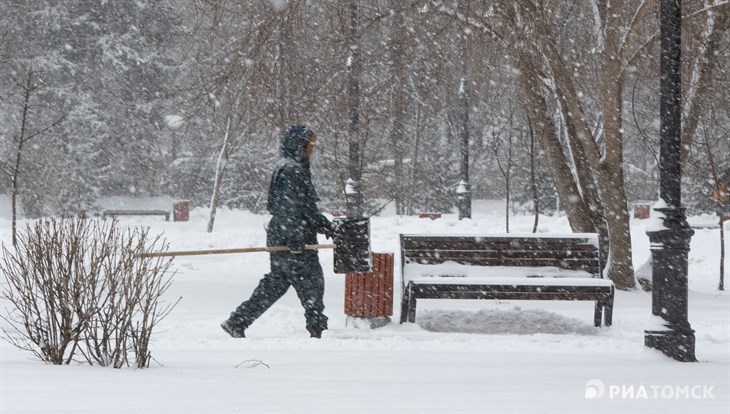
[400,287,409,324]
[604,294,614,327]
[594,301,604,327]
[407,287,417,323]
[400,282,417,323]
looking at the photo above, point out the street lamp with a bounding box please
[644,0,696,362]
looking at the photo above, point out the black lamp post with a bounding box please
[644,0,696,362]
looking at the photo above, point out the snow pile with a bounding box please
[419,307,600,335]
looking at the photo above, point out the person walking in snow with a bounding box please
[221,125,333,339]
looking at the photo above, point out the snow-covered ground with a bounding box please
[1,199,728,413]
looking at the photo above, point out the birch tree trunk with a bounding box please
[207,116,232,233]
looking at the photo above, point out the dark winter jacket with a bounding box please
[266,125,331,252]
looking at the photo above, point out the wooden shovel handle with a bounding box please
[135,244,336,258]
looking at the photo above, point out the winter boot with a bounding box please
[307,327,322,339]
[221,317,246,338]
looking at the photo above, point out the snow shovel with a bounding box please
[135,217,371,274]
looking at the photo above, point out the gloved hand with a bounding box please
[317,214,336,240]
[322,221,336,240]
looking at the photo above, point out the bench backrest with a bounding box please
[401,234,602,277]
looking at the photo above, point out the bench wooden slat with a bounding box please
[408,257,599,271]
[401,243,597,254]
[402,235,598,242]
[402,237,598,249]
[412,283,612,295]
[413,287,611,301]
[406,252,600,264]
[403,249,600,259]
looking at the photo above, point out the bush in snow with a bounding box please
[0,215,179,368]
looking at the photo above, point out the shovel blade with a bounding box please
[333,217,371,273]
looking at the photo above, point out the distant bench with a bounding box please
[400,234,614,327]
[102,209,170,221]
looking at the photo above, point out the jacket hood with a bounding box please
[281,125,314,162]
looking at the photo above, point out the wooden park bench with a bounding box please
[102,209,170,221]
[400,234,614,327]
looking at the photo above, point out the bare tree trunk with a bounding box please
[346,0,362,218]
[11,68,33,247]
[551,71,610,261]
[504,161,510,233]
[516,48,596,233]
[681,6,730,164]
[717,224,728,294]
[454,3,473,220]
[494,113,513,233]
[8,64,70,242]
[409,103,422,216]
[456,76,472,220]
[390,10,407,215]
[538,17,612,265]
[11,66,39,247]
[208,116,232,233]
[518,1,635,288]
[599,6,635,289]
[525,115,539,233]
[703,128,726,291]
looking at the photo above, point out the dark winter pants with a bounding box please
[232,250,328,333]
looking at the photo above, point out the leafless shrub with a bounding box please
[0,215,179,368]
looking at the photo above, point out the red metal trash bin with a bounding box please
[633,203,651,219]
[344,252,394,326]
[173,200,189,222]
